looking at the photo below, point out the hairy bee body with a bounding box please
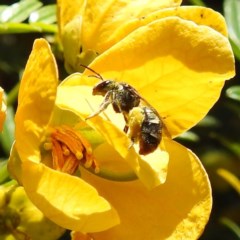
[91,80,141,114]
[111,83,141,113]
[86,79,142,122]
[139,107,162,155]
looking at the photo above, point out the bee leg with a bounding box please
[86,92,113,120]
[123,125,129,133]
[123,113,129,133]
[128,138,135,149]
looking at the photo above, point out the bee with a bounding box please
[81,65,163,155]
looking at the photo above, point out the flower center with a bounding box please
[43,126,99,175]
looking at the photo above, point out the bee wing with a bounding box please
[127,85,152,106]
[130,86,172,139]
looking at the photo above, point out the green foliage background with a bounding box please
[0,0,240,239]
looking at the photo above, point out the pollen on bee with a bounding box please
[45,126,99,175]
[43,142,52,150]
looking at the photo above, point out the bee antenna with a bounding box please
[80,64,104,81]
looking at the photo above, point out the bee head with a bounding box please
[92,80,116,96]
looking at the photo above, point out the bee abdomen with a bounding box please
[139,107,162,155]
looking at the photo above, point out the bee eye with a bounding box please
[93,80,113,95]
[100,80,111,87]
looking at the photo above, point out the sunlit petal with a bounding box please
[108,5,229,47]
[80,17,234,137]
[81,0,182,52]
[8,143,23,184]
[15,39,58,162]
[80,139,212,240]
[21,161,120,232]
[57,0,85,36]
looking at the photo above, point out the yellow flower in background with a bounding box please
[56,4,235,238]
[0,184,65,240]
[8,38,120,233]
[57,0,182,71]
[57,0,231,72]
[0,87,6,131]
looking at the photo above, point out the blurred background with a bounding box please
[0,0,240,239]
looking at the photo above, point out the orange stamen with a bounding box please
[45,126,99,174]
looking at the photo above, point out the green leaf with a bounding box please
[30,22,57,32]
[188,0,206,6]
[29,4,56,24]
[197,115,221,128]
[177,131,200,142]
[0,106,15,155]
[229,38,240,61]
[0,1,57,33]
[224,0,240,57]
[226,86,240,101]
[0,5,8,16]
[220,217,240,238]
[0,0,42,23]
[0,160,10,184]
[0,22,40,33]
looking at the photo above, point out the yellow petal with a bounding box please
[87,115,169,188]
[109,6,229,46]
[62,17,99,72]
[15,38,58,162]
[152,6,228,36]
[57,0,86,72]
[57,81,169,188]
[0,87,6,131]
[81,17,235,137]
[93,142,137,181]
[57,0,85,36]
[60,0,182,70]
[21,161,120,232]
[61,16,83,73]
[81,0,182,52]
[8,142,23,184]
[81,139,212,240]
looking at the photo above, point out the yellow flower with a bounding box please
[0,87,6,131]
[57,0,231,72]
[0,184,65,240]
[56,6,235,238]
[8,38,120,233]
